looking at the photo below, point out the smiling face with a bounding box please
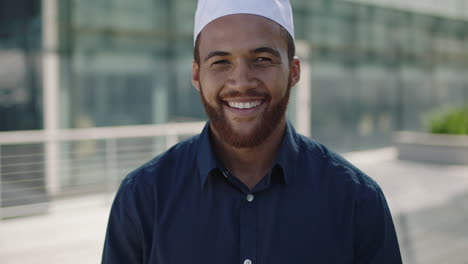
[192,14,300,148]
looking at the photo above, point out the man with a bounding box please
[102,0,402,263]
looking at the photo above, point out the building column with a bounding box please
[42,0,60,196]
[296,41,312,137]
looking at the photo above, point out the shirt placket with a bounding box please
[239,192,257,264]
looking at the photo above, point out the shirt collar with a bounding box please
[196,120,300,186]
[197,122,223,185]
[273,120,300,185]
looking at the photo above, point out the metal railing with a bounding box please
[0,121,205,218]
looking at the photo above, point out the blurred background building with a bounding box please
[1,0,468,259]
[3,0,468,138]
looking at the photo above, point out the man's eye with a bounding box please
[213,60,229,65]
[256,57,271,62]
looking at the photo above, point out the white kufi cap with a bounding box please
[194,0,294,44]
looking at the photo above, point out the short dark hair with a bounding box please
[193,26,295,65]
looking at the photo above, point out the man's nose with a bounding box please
[226,60,258,91]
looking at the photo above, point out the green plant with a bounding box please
[425,105,468,135]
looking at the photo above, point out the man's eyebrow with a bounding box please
[204,51,231,62]
[252,47,281,58]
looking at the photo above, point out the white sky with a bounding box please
[345,0,468,20]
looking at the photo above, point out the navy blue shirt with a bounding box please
[102,122,402,264]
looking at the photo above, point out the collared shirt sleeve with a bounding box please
[354,182,402,264]
[102,180,143,264]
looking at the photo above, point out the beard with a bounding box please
[199,78,292,149]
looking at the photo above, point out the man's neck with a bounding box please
[211,119,287,190]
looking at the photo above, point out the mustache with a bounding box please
[219,89,271,100]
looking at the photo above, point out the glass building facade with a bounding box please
[56,0,201,129]
[1,0,468,152]
[294,0,468,151]
[0,0,42,131]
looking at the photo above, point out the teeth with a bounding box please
[228,101,261,109]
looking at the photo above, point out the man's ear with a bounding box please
[289,57,301,87]
[192,61,201,92]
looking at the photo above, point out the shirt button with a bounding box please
[244,259,252,264]
[222,170,228,178]
[246,194,254,202]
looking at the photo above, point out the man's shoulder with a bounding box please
[296,134,381,193]
[119,134,200,190]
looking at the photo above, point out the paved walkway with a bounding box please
[0,194,111,264]
[1,147,468,264]
[346,148,468,264]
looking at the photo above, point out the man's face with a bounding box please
[192,14,300,148]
